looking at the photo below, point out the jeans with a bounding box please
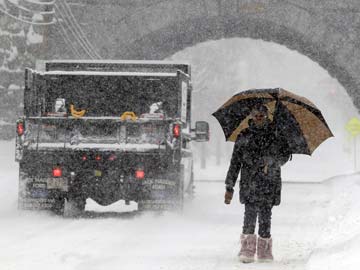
[242,203,272,238]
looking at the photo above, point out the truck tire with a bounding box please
[63,197,86,217]
[17,162,28,211]
[175,164,185,211]
[51,196,65,215]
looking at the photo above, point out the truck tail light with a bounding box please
[17,122,24,136]
[108,154,116,161]
[173,124,180,138]
[135,169,145,179]
[52,167,62,177]
[95,155,101,161]
[82,155,87,161]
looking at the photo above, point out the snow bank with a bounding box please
[307,173,360,270]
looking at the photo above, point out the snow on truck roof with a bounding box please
[35,60,191,76]
[41,59,190,65]
[40,70,178,77]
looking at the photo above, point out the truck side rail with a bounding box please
[23,117,173,152]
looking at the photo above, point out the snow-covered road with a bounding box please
[1,140,359,270]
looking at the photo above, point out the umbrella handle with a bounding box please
[264,164,268,175]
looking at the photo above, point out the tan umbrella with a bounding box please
[212,88,333,155]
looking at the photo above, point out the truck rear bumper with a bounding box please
[17,149,180,211]
[18,174,180,210]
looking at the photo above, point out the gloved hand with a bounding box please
[224,187,234,204]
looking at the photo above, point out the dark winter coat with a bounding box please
[225,119,291,206]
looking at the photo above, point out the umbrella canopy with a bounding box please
[212,88,334,155]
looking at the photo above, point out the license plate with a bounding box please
[31,189,48,198]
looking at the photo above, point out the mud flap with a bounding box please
[18,165,66,213]
[63,198,86,217]
[138,166,184,211]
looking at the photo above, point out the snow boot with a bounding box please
[257,236,274,262]
[238,234,257,263]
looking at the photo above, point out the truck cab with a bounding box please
[15,60,209,215]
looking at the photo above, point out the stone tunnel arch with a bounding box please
[119,15,357,111]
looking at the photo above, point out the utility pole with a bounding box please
[216,136,221,165]
[345,117,360,172]
[201,142,207,169]
[354,136,357,171]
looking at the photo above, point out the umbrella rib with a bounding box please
[275,102,312,155]
[279,96,330,130]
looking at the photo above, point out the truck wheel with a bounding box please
[63,197,85,217]
[51,197,65,215]
[175,164,185,211]
[17,167,27,210]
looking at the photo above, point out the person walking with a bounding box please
[224,103,291,263]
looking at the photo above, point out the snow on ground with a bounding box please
[307,173,360,270]
[0,140,360,270]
